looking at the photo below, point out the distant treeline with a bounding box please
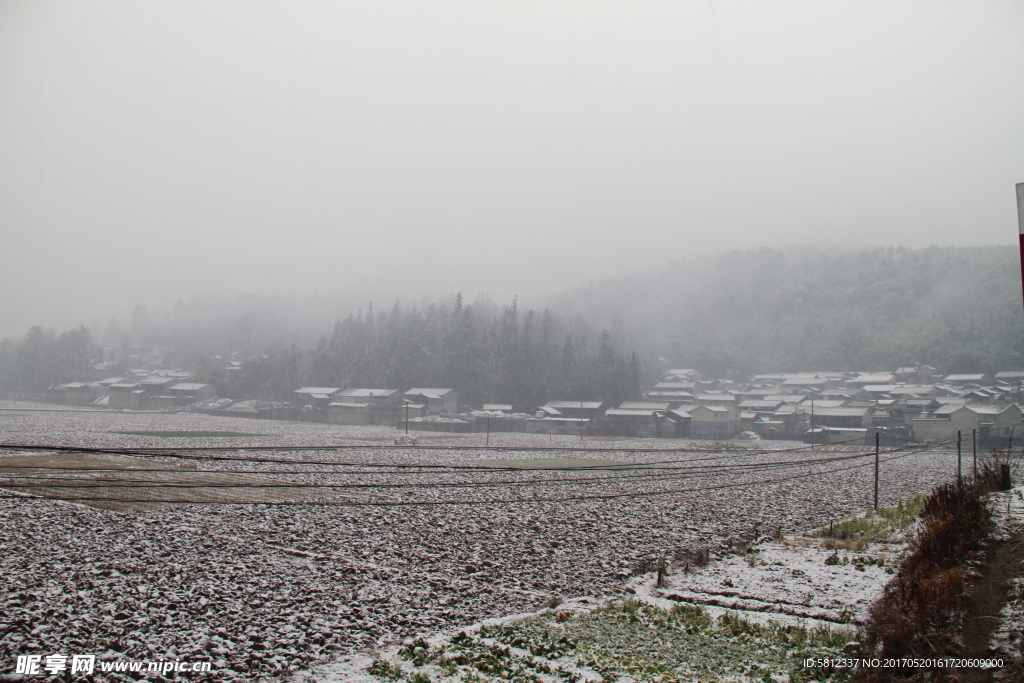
[0,297,644,409]
[560,245,1024,378]
[208,296,644,406]
[2,245,1022,402]
[0,326,97,395]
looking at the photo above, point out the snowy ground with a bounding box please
[645,533,904,627]
[307,516,909,682]
[0,403,966,680]
[987,482,1024,679]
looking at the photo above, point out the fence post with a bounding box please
[972,428,977,481]
[957,430,962,486]
[874,431,879,510]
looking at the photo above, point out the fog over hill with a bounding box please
[554,244,1024,377]
[2,245,1021,400]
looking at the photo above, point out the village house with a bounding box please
[540,400,606,420]
[911,403,1022,441]
[943,373,992,387]
[403,388,458,415]
[603,408,660,436]
[844,373,896,389]
[336,388,403,423]
[763,393,805,405]
[481,404,515,413]
[641,390,693,407]
[653,381,695,392]
[618,401,670,411]
[96,377,126,395]
[327,401,373,425]
[526,415,591,435]
[852,385,899,401]
[45,382,98,406]
[781,377,834,391]
[168,383,216,404]
[687,405,740,438]
[665,368,703,382]
[695,392,738,407]
[886,385,940,398]
[807,406,873,429]
[737,399,784,416]
[108,382,144,410]
[139,376,178,396]
[292,387,341,407]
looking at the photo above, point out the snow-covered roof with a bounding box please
[605,409,658,417]
[811,407,868,417]
[404,388,454,397]
[995,371,1024,379]
[170,383,208,392]
[618,401,670,410]
[545,401,604,409]
[339,388,399,398]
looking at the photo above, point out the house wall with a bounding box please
[327,405,372,425]
[110,389,141,410]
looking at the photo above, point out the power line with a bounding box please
[0,435,947,474]
[0,453,876,490]
[0,439,957,492]
[0,440,955,507]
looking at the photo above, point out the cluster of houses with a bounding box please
[618,366,1024,444]
[289,365,1024,444]
[40,362,1024,445]
[46,370,216,410]
[290,387,460,425]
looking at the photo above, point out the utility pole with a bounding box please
[486,415,490,447]
[874,431,879,510]
[957,430,962,486]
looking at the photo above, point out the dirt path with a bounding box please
[958,537,1023,681]
[957,485,1024,682]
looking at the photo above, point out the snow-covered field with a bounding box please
[0,403,965,680]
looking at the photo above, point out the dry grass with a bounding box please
[854,464,1007,682]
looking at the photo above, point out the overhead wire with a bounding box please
[0,434,955,474]
[0,437,959,493]
[0,437,959,505]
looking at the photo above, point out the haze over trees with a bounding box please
[559,245,1024,378]
[212,296,644,407]
[1,245,1021,403]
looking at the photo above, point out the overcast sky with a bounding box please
[2,0,1023,340]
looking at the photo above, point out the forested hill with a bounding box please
[555,245,1024,378]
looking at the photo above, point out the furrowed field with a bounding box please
[0,404,962,681]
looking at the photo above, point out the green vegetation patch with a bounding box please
[111,430,268,438]
[382,600,857,682]
[816,494,927,543]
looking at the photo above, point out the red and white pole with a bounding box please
[1018,183,1024,313]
